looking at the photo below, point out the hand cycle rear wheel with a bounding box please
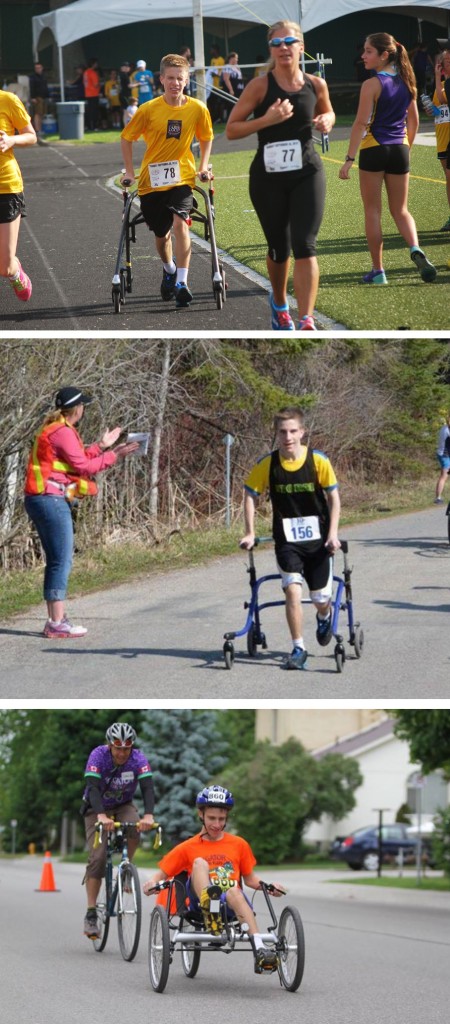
[180,917,201,978]
[148,905,171,992]
[277,905,305,992]
[93,878,110,952]
[117,861,142,961]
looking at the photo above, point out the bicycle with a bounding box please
[93,820,162,961]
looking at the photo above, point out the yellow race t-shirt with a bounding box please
[0,90,32,193]
[121,94,213,195]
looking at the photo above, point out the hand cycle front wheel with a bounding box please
[117,861,142,961]
[277,905,305,992]
[93,877,110,952]
[148,905,171,992]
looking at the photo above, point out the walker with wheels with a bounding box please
[146,877,305,994]
[111,173,226,313]
[222,538,364,673]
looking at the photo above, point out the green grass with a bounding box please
[199,139,449,331]
[332,875,450,891]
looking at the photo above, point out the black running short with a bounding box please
[0,192,25,224]
[139,186,193,237]
[275,540,332,592]
[358,144,410,175]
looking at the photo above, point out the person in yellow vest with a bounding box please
[24,386,139,639]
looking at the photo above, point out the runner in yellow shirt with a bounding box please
[121,53,213,307]
[0,89,36,301]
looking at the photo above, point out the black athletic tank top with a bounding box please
[252,72,322,177]
[269,448,330,549]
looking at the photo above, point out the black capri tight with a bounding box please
[249,166,326,262]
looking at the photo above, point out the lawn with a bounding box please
[203,138,450,331]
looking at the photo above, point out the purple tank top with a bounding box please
[364,73,412,145]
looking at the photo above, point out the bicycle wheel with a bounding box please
[277,905,305,992]
[148,905,171,993]
[93,878,110,952]
[117,862,142,962]
[179,917,201,979]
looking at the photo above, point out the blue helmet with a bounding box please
[196,785,234,809]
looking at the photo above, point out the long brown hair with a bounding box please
[367,32,417,99]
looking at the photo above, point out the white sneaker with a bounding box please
[43,618,88,638]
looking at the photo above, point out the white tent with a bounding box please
[32,0,299,99]
[300,0,450,33]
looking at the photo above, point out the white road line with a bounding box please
[22,218,81,329]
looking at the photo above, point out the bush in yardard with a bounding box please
[432,806,450,878]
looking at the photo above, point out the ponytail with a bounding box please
[366,32,417,100]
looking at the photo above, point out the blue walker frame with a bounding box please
[223,539,364,672]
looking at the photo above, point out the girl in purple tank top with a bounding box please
[338,32,436,286]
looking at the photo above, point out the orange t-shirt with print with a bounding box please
[159,830,257,886]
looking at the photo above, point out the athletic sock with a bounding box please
[162,261,176,274]
[176,268,188,285]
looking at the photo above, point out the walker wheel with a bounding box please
[112,288,121,314]
[353,625,364,658]
[246,624,257,657]
[223,641,235,670]
[335,643,346,673]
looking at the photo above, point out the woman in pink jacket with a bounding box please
[24,386,138,639]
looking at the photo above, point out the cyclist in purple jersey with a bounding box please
[339,32,436,286]
[81,722,155,939]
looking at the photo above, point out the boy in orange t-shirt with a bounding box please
[143,785,284,974]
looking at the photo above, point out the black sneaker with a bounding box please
[160,267,177,300]
[175,282,193,307]
[84,910,99,939]
[410,248,437,282]
[316,611,333,647]
[254,948,279,974]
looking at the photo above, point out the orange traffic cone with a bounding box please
[35,850,60,892]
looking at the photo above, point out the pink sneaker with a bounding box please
[43,618,87,639]
[9,261,32,302]
[297,315,317,331]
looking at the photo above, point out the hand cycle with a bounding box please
[93,820,162,961]
[147,877,305,993]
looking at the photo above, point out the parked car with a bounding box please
[331,823,418,871]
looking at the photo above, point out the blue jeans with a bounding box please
[25,494,74,601]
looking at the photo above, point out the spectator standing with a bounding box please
[83,58,101,131]
[132,60,154,105]
[432,50,450,231]
[104,70,122,128]
[123,96,138,126]
[28,62,49,135]
[208,44,225,122]
[119,60,132,111]
[412,42,433,97]
[70,66,85,101]
[221,52,245,117]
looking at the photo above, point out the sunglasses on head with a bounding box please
[269,36,300,48]
[111,738,133,748]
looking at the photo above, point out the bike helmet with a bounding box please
[105,722,137,747]
[196,785,234,809]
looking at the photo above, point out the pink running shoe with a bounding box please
[297,315,317,331]
[43,618,87,639]
[10,261,32,302]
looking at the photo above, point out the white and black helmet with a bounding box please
[106,722,137,746]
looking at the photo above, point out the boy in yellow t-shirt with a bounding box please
[0,89,36,301]
[143,785,285,975]
[121,53,213,307]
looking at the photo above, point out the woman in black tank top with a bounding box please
[226,19,335,332]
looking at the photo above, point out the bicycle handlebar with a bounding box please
[259,881,287,895]
[94,821,162,849]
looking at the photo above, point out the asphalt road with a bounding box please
[1,859,448,1024]
[1,506,449,699]
[0,139,305,333]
